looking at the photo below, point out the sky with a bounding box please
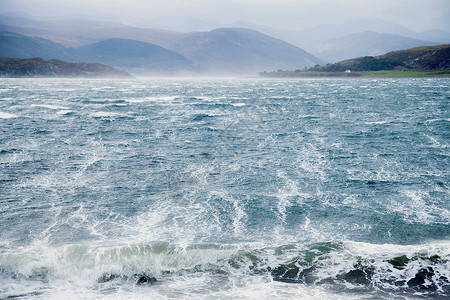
[1,0,449,32]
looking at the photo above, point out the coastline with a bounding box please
[260,70,450,78]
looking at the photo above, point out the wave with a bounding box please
[0,111,18,118]
[1,240,449,299]
[30,104,69,110]
[90,111,131,119]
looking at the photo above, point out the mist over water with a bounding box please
[0,78,449,299]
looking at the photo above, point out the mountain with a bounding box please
[0,19,324,74]
[76,38,194,73]
[307,31,438,63]
[297,19,417,43]
[0,32,194,74]
[0,57,132,77]
[413,29,450,44]
[0,32,73,61]
[0,16,185,48]
[171,28,324,73]
[309,44,450,72]
[130,17,224,33]
[227,19,450,64]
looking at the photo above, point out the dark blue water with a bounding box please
[0,78,449,299]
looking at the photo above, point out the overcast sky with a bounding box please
[1,0,449,32]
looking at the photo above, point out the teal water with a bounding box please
[0,78,449,299]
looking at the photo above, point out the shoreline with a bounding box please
[260,70,450,78]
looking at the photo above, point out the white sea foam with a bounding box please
[56,110,73,115]
[31,104,69,110]
[275,170,297,223]
[0,111,18,118]
[91,111,122,118]
[2,239,448,300]
[2,77,449,299]
[127,96,178,103]
[365,120,391,125]
[423,133,447,148]
[386,189,450,224]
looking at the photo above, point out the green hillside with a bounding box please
[0,57,132,77]
[309,44,450,72]
[262,44,450,77]
[378,44,450,70]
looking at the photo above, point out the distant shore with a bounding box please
[260,70,450,78]
[0,57,132,78]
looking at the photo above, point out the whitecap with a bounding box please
[56,110,73,115]
[126,99,147,103]
[126,96,178,103]
[365,120,390,125]
[0,111,18,118]
[31,104,69,110]
[91,111,122,118]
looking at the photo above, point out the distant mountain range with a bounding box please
[0,16,325,75]
[1,15,448,74]
[0,32,73,61]
[76,38,194,74]
[307,31,438,63]
[0,57,132,77]
[0,32,195,74]
[233,19,450,63]
[171,28,322,73]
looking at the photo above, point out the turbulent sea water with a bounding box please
[0,78,449,299]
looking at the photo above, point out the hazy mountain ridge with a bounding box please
[0,32,74,61]
[172,28,323,73]
[1,15,447,74]
[0,57,132,77]
[0,32,195,74]
[75,38,194,74]
[307,31,438,63]
[0,20,324,74]
[232,19,450,63]
[0,15,186,48]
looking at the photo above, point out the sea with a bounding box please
[0,77,449,299]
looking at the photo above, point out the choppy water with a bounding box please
[0,78,449,299]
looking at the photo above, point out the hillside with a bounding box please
[0,57,132,77]
[379,45,450,70]
[273,19,449,48]
[0,15,185,48]
[305,31,437,63]
[0,16,324,74]
[261,44,450,77]
[297,19,417,43]
[308,44,450,72]
[172,28,324,73]
[76,38,194,73]
[228,19,449,64]
[0,32,73,61]
[0,32,194,74]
